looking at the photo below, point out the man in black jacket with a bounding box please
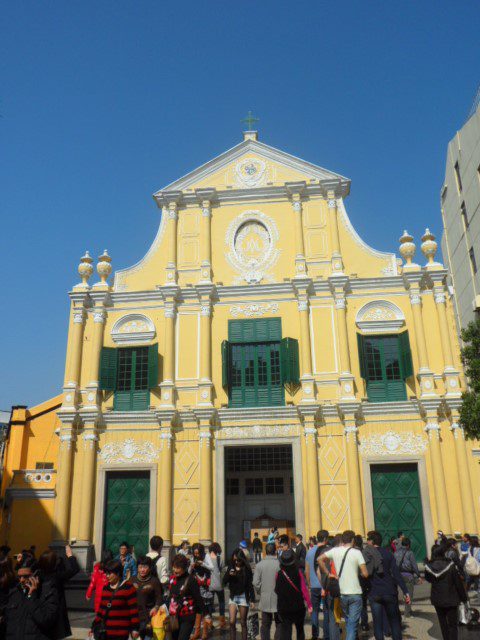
[4,558,59,640]
[293,534,306,571]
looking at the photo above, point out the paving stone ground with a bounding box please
[68,583,480,640]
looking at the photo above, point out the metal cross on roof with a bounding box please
[241,110,259,131]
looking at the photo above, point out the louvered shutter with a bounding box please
[357,334,366,379]
[228,318,282,343]
[366,380,388,402]
[132,389,150,410]
[385,380,407,401]
[147,343,159,389]
[399,331,414,379]
[221,340,230,388]
[99,347,118,391]
[281,338,300,384]
[113,390,131,411]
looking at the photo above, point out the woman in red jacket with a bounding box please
[86,550,113,613]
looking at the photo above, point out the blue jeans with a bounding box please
[326,595,340,640]
[310,588,322,639]
[369,595,402,640]
[340,594,363,640]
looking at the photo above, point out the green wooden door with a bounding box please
[103,471,150,556]
[371,463,426,560]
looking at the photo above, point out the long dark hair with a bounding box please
[38,550,57,575]
[430,544,447,561]
[99,549,113,571]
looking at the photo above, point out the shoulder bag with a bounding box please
[325,548,353,599]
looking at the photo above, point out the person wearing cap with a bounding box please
[274,549,312,640]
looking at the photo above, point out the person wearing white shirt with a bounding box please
[146,535,169,587]
[318,530,368,640]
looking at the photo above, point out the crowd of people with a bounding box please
[0,528,478,640]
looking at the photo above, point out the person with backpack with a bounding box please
[209,543,226,630]
[146,536,169,588]
[318,530,369,640]
[366,531,410,640]
[394,537,422,617]
[305,529,330,640]
[252,534,263,565]
[425,543,468,640]
[274,549,312,640]
[464,535,480,592]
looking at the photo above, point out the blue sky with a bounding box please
[1,1,479,409]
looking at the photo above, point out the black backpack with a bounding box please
[150,554,160,579]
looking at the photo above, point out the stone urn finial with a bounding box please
[399,230,416,266]
[78,251,93,287]
[421,228,438,264]
[97,249,112,284]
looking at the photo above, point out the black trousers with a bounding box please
[434,606,459,640]
[172,615,196,640]
[261,611,280,640]
[277,609,306,640]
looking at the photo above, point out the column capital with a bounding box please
[409,290,422,306]
[334,295,346,310]
[327,197,337,209]
[450,422,465,439]
[297,298,309,312]
[93,309,107,323]
[434,291,446,305]
[73,308,87,324]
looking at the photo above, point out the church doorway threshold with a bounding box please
[224,445,295,556]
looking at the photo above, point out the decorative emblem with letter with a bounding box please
[235,157,266,187]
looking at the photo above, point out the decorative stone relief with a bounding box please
[359,431,427,456]
[230,303,279,317]
[24,471,54,483]
[356,301,405,333]
[111,314,156,344]
[99,439,159,464]
[234,157,267,187]
[217,424,300,439]
[226,210,280,284]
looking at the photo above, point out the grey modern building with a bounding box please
[441,95,480,333]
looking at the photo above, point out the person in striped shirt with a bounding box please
[90,559,140,639]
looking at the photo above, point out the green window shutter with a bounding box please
[132,390,150,410]
[114,390,132,411]
[228,318,282,343]
[357,334,366,379]
[281,338,300,384]
[221,340,230,388]
[399,332,414,379]
[147,343,159,389]
[366,380,388,402]
[99,347,118,391]
[229,320,246,343]
[386,380,407,401]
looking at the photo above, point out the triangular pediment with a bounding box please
[154,138,350,196]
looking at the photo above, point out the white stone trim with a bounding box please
[111,313,156,344]
[356,300,405,333]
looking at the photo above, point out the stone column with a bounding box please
[85,309,107,408]
[333,286,356,401]
[425,417,451,533]
[52,431,75,543]
[62,308,86,409]
[199,428,213,545]
[432,284,461,396]
[408,286,436,397]
[304,425,321,533]
[327,191,344,275]
[196,285,215,407]
[292,196,308,277]
[157,426,174,545]
[165,200,179,284]
[297,295,315,402]
[77,431,98,542]
[160,298,177,407]
[196,190,216,284]
[451,422,477,532]
[343,415,365,534]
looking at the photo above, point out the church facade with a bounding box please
[2,132,479,566]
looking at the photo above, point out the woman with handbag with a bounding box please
[168,554,203,640]
[425,543,467,640]
[223,549,255,640]
[90,560,140,640]
[132,556,165,640]
[274,549,312,640]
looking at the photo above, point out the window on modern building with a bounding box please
[357,332,413,402]
[461,201,469,228]
[245,478,264,495]
[265,477,284,494]
[222,318,299,408]
[226,478,239,496]
[470,247,478,274]
[454,161,463,192]
[99,344,158,411]
[35,462,54,470]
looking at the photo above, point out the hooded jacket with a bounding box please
[424,559,467,608]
